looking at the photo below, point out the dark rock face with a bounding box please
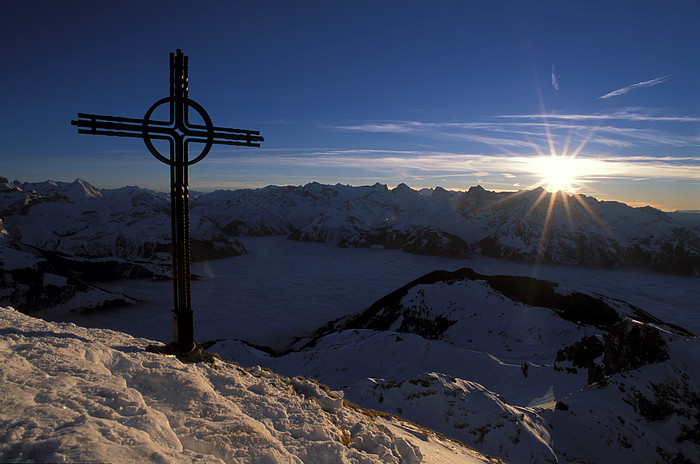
[221,219,286,237]
[112,235,170,261]
[339,226,472,258]
[39,250,165,282]
[556,320,671,385]
[287,226,329,243]
[483,274,622,329]
[555,335,605,381]
[602,320,670,375]
[0,234,152,314]
[1,267,75,312]
[190,237,246,261]
[0,265,135,314]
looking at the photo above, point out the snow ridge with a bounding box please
[233,268,699,464]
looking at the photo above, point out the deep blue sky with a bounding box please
[2,0,698,210]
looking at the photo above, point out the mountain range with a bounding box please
[1,176,698,314]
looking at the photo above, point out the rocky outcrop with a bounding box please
[555,320,671,385]
[0,228,149,314]
[338,226,472,257]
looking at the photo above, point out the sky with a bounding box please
[1,0,699,211]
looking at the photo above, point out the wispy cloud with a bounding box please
[339,122,419,133]
[333,112,700,150]
[500,108,700,122]
[551,64,560,91]
[190,146,700,210]
[598,74,673,99]
[334,121,539,147]
[206,148,700,180]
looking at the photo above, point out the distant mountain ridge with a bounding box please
[202,181,700,276]
[1,177,698,312]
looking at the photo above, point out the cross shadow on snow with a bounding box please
[0,327,93,344]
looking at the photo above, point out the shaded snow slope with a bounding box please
[226,268,699,464]
[0,307,496,464]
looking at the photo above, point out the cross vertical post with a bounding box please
[71,49,263,353]
[170,50,193,351]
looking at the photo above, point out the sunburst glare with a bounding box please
[475,116,616,270]
[530,155,581,193]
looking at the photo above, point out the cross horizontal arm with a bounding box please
[185,127,264,146]
[74,113,171,127]
[72,113,264,146]
[187,137,263,147]
[71,114,173,138]
[75,128,173,142]
[186,122,262,137]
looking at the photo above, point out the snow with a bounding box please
[5,179,699,279]
[350,373,557,464]
[0,238,44,270]
[0,306,493,463]
[42,273,68,287]
[2,178,699,462]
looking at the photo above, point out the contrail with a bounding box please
[551,64,560,91]
[598,74,673,99]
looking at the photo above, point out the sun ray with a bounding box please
[536,191,558,263]
[559,190,575,230]
[523,188,550,220]
[456,89,621,275]
[571,192,615,239]
[569,126,599,158]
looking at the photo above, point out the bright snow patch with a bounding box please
[0,307,493,463]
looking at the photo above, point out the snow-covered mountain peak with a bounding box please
[0,177,21,193]
[251,265,699,464]
[70,178,102,199]
[8,178,103,203]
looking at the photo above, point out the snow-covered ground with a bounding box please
[3,179,699,462]
[0,306,493,463]
[48,236,699,349]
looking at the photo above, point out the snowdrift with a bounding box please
[0,306,494,463]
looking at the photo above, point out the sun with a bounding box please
[531,155,580,193]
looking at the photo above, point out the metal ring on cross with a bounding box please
[142,96,215,166]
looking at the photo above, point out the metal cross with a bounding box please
[71,49,263,353]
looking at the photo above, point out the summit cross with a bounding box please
[71,49,263,353]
